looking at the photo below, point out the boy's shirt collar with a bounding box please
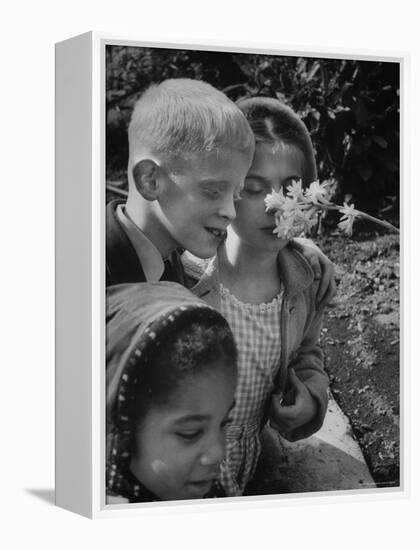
[116,204,165,282]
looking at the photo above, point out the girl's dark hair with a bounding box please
[237,97,317,185]
[130,316,237,425]
[106,301,237,501]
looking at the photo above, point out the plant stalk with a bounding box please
[309,203,400,234]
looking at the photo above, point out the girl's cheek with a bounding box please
[151,459,171,474]
[237,200,255,219]
[151,459,180,482]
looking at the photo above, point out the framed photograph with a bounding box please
[55,32,403,518]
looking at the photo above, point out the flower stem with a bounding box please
[308,203,400,234]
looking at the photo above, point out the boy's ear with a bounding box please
[132,159,161,201]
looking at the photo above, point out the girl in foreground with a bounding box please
[183,97,330,496]
[106,282,237,503]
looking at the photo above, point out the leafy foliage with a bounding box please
[106,46,399,223]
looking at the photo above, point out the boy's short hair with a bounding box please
[128,79,254,166]
[237,97,317,185]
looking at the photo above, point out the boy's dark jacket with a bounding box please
[106,281,229,503]
[106,200,185,286]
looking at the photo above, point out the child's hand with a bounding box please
[292,238,336,305]
[269,369,318,441]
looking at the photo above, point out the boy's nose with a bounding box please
[199,433,225,467]
[217,196,236,222]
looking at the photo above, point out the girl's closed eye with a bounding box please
[175,428,203,442]
[243,179,266,196]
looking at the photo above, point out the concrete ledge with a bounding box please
[248,397,376,495]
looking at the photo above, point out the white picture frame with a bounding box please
[55,31,405,518]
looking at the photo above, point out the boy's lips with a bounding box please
[205,227,227,240]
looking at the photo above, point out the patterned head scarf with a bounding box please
[106,282,233,502]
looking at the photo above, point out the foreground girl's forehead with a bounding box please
[156,373,236,418]
[172,398,236,422]
[171,413,215,424]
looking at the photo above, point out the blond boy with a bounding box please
[106,78,334,294]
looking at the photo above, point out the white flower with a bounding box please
[264,188,286,213]
[266,186,323,240]
[282,197,300,215]
[294,208,319,234]
[272,224,288,239]
[304,180,333,205]
[271,205,315,240]
[273,216,296,240]
[260,179,395,239]
[338,202,358,235]
[338,218,354,235]
[286,179,305,202]
[339,202,357,219]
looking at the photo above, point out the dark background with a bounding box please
[106,46,400,229]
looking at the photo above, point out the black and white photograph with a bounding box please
[104,44,400,505]
[6,0,420,544]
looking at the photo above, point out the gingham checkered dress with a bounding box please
[218,282,284,496]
